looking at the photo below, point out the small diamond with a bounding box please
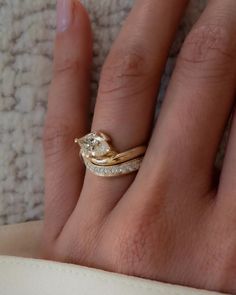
[84,157,142,177]
[123,167,129,173]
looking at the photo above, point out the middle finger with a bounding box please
[137,0,236,202]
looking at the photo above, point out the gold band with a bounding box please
[90,146,146,166]
[75,132,146,177]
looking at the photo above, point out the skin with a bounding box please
[42,0,236,293]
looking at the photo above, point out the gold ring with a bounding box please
[75,132,146,177]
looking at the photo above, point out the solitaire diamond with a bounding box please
[76,132,111,158]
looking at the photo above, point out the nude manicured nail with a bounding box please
[57,0,73,32]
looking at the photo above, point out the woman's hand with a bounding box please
[42,0,236,293]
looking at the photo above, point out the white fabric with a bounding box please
[0,222,227,295]
[0,256,225,295]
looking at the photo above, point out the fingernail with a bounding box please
[57,0,73,32]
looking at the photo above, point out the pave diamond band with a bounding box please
[84,157,143,177]
[75,132,146,177]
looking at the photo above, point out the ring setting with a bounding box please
[75,132,146,177]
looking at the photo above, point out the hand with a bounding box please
[42,0,236,293]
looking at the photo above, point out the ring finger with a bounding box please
[71,0,188,223]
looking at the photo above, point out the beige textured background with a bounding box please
[0,0,208,225]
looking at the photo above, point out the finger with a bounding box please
[71,0,188,224]
[135,0,236,202]
[217,107,236,210]
[43,0,92,239]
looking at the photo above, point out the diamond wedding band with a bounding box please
[75,132,146,177]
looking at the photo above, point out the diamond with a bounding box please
[78,132,111,158]
[111,167,117,174]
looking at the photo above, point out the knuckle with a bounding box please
[99,48,152,100]
[116,229,147,271]
[41,221,96,265]
[114,213,157,273]
[181,24,234,62]
[43,118,74,160]
[53,57,81,77]
[178,23,236,78]
[50,238,87,265]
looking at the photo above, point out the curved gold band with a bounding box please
[90,146,146,166]
[75,131,146,177]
